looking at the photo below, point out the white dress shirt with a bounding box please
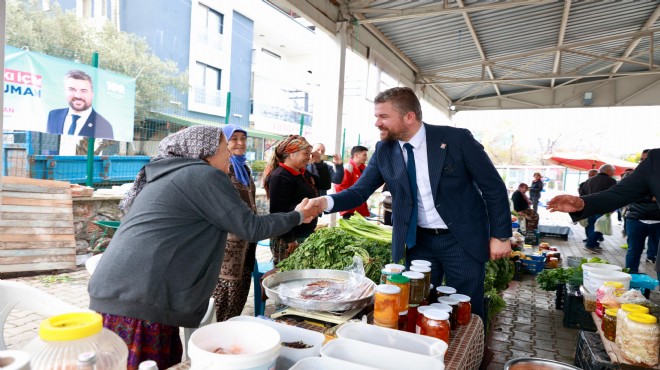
[63,108,92,136]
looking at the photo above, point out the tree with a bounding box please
[6,0,188,122]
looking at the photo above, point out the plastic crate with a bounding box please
[563,285,597,331]
[573,330,620,370]
[520,259,544,274]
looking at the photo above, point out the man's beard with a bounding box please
[69,99,90,112]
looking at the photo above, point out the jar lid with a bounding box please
[620,303,649,314]
[604,308,619,317]
[399,310,408,316]
[450,294,471,303]
[381,268,399,274]
[437,296,459,306]
[417,305,432,314]
[410,265,431,273]
[430,303,453,313]
[39,312,102,342]
[423,309,449,321]
[628,312,657,324]
[402,271,424,280]
[385,263,405,272]
[387,274,411,284]
[603,281,624,288]
[411,260,432,267]
[377,284,401,295]
[436,286,457,294]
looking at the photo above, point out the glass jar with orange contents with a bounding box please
[387,274,411,311]
[374,284,400,329]
[415,305,432,334]
[437,296,459,330]
[421,309,450,344]
[450,294,472,326]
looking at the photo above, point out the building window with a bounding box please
[199,4,223,34]
[195,62,221,91]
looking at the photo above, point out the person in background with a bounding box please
[547,148,660,281]
[89,126,318,369]
[581,164,617,253]
[619,168,635,237]
[307,142,344,196]
[511,183,539,231]
[578,169,599,195]
[623,149,659,269]
[212,125,257,322]
[264,135,329,264]
[306,87,511,321]
[335,145,371,219]
[529,172,543,212]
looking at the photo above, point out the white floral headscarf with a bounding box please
[119,125,224,212]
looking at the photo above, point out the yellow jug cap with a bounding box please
[39,312,102,341]
[628,312,657,324]
[604,308,619,317]
[620,303,649,314]
[603,281,624,288]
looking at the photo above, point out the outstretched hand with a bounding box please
[546,195,585,213]
[295,198,323,223]
[332,154,343,165]
[305,197,328,215]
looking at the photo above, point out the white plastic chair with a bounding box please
[0,280,84,350]
[183,297,216,359]
[85,253,103,275]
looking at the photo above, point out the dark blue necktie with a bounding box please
[68,114,81,135]
[404,143,417,249]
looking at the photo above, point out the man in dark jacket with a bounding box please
[306,143,344,196]
[581,164,617,252]
[511,183,539,231]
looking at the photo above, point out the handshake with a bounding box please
[295,197,329,223]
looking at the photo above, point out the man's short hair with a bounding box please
[351,145,368,158]
[588,169,599,176]
[518,183,529,189]
[65,70,93,89]
[642,148,650,154]
[599,164,614,174]
[374,87,423,122]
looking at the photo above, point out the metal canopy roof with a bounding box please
[279,0,660,114]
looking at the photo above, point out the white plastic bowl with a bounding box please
[321,338,445,370]
[290,357,379,370]
[581,263,623,293]
[584,270,631,294]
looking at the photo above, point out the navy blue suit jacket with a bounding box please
[46,108,114,140]
[330,123,511,263]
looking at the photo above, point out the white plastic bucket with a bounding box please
[188,321,281,370]
[290,357,379,370]
[584,270,631,294]
[228,316,325,370]
[336,322,447,361]
[581,263,623,293]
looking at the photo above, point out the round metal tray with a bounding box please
[262,269,376,312]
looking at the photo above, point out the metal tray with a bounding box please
[262,269,376,312]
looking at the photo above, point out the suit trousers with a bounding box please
[406,231,486,321]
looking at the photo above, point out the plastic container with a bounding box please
[581,263,623,293]
[321,338,445,370]
[336,321,448,361]
[585,270,631,295]
[580,286,597,312]
[595,281,625,317]
[23,312,128,370]
[188,321,281,370]
[619,313,659,366]
[290,357,379,370]
[228,316,325,370]
[616,303,650,349]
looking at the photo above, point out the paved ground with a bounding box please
[3,209,659,369]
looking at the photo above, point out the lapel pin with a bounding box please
[440,143,447,149]
[88,123,93,127]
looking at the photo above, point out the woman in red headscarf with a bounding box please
[264,135,330,264]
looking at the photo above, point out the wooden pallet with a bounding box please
[0,176,76,273]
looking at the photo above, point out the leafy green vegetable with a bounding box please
[535,267,580,291]
[338,213,393,243]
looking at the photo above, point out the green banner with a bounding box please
[4,46,136,141]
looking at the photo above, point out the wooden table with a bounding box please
[590,312,660,369]
[169,314,484,370]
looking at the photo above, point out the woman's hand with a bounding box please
[286,240,299,255]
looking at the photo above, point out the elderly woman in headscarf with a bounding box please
[88,126,318,370]
[211,124,257,322]
[264,135,330,264]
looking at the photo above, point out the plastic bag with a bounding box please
[595,213,612,235]
[578,218,589,228]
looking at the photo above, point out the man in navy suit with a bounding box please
[46,70,114,140]
[308,87,512,320]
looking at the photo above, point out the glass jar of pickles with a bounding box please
[436,286,456,298]
[402,271,425,306]
[602,308,618,342]
[410,265,432,301]
[374,284,401,328]
[421,309,450,344]
[437,296,459,330]
[450,294,472,326]
[387,274,411,311]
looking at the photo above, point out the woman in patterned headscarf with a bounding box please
[89,126,314,370]
[212,124,257,322]
[264,135,330,264]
